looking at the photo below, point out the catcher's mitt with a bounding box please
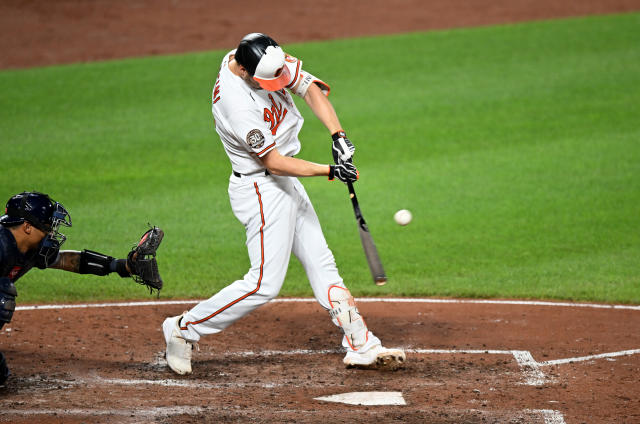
[127,226,164,293]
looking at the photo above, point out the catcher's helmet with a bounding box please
[235,33,290,91]
[0,191,71,233]
[1,192,72,267]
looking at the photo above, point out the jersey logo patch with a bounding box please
[246,129,266,149]
[263,94,288,136]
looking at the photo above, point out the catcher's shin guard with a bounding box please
[0,278,17,327]
[0,351,9,385]
[328,286,368,351]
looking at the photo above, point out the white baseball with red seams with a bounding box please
[162,45,404,373]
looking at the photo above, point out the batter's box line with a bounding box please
[409,348,640,386]
[158,347,639,386]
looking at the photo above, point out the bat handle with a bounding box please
[346,182,364,222]
[347,181,355,195]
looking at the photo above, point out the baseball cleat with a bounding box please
[162,313,193,375]
[344,344,406,371]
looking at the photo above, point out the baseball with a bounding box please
[394,209,412,226]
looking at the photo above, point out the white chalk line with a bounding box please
[4,406,566,422]
[526,409,567,424]
[4,405,206,418]
[410,347,640,385]
[538,348,640,366]
[95,376,292,389]
[410,348,546,385]
[19,374,428,391]
[15,297,640,311]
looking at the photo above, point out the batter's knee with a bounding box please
[240,272,284,301]
[256,280,283,300]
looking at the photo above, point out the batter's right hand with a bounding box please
[329,162,359,183]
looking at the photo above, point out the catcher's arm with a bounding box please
[50,226,164,294]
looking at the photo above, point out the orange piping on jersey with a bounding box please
[180,183,266,330]
[257,141,276,157]
[285,59,302,89]
[313,79,331,97]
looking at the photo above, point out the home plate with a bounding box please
[314,391,406,406]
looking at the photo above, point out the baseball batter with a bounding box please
[162,33,405,374]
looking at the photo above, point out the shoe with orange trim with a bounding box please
[162,312,193,375]
[344,342,406,371]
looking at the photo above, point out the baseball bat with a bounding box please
[346,182,387,285]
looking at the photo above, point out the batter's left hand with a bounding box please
[329,162,359,184]
[332,131,355,164]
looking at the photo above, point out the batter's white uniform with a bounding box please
[177,50,381,352]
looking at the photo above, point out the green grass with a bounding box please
[1,13,639,304]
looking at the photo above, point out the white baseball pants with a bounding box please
[178,173,379,350]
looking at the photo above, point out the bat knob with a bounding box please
[375,277,387,286]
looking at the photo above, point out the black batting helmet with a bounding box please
[235,33,279,76]
[235,33,291,91]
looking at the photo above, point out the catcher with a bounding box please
[0,191,163,385]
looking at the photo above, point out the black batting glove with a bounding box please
[331,130,355,164]
[329,162,359,183]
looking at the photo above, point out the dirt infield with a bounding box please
[2,1,640,422]
[2,0,640,69]
[2,299,639,423]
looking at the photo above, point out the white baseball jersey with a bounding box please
[212,50,306,174]
[176,50,381,355]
